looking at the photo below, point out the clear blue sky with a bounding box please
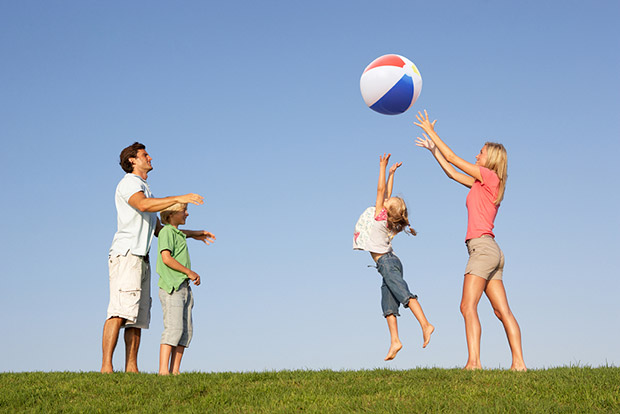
[1,1,618,373]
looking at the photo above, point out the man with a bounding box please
[101,142,215,373]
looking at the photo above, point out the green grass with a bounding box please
[1,367,619,413]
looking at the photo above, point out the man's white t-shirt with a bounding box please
[109,173,157,256]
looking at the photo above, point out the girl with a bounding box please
[353,153,434,361]
[414,110,526,371]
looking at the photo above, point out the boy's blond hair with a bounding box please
[160,203,188,225]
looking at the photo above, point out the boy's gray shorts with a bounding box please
[465,236,505,281]
[159,281,194,347]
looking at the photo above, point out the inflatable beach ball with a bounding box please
[360,54,422,115]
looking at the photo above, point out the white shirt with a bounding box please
[109,173,157,256]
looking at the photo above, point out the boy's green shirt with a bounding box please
[156,224,191,293]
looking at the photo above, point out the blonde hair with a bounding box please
[386,197,417,236]
[483,142,508,205]
[160,203,187,225]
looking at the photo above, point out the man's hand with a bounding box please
[176,193,204,206]
[190,231,216,245]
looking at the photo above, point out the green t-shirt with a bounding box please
[156,224,191,293]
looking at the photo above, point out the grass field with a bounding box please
[1,367,619,413]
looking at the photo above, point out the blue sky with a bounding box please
[1,1,618,373]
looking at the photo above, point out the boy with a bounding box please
[156,203,206,375]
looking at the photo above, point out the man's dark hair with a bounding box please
[119,142,146,173]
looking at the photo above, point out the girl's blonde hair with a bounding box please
[386,197,417,236]
[483,142,508,205]
[160,203,188,225]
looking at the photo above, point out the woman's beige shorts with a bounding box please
[465,236,504,281]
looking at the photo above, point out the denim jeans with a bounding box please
[376,252,417,317]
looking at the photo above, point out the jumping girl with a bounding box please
[353,153,434,361]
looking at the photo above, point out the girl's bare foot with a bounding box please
[422,325,435,348]
[385,342,403,361]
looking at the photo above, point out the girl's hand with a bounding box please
[415,134,436,151]
[379,153,391,167]
[414,110,437,134]
[389,162,403,174]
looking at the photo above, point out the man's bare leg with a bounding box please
[170,346,186,375]
[159,344,173,375]
[124,327,141,373]
[101,317,124,373]
[384,315,402,361]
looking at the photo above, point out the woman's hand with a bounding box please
[389,162,403,174]
[414,110,437,135]
[415,134,436,151]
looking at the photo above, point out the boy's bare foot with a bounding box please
[385,342,403,361]
[100,366,113,374]
[422,325,435,348]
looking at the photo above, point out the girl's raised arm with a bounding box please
[386,161,402,199]
[414,110,482,183]
[375,153,390,216]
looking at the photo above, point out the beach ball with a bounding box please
[360,54,422,115]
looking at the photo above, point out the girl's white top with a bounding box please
[353,207,393,254]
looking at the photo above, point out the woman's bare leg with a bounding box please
[484,280,527,371]
[461,274,487,370]
[407,298,435,348]
[384,315,402,361]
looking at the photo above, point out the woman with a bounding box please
[414,110,526,371]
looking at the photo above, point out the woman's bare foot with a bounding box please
[510,364,527,372]
[385,341,403,361]
[422,325,435,348]
[463,364,482,370]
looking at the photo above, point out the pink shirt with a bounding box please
[465,166,500,241]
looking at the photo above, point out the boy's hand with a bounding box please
[389,162,402,175]
[379,153,391,168]
[188,270,201,286]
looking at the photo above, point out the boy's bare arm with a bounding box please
[161,250,201,286]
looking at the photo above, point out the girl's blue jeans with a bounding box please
[376,252,417,317]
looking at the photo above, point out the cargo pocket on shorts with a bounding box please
[118,256,143,320]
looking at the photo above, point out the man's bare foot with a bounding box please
[384,342,403,361]
[422,325,435,348]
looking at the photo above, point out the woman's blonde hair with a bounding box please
[160,203,188,225]
[386,197,417,236]
[483,142,508,205]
